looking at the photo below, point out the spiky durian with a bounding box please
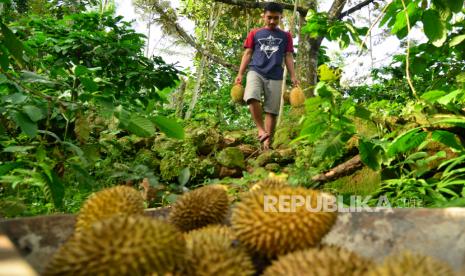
[231,187,337,257]
[231,84,245,103]
[263,245,373,276]
[366,251,455,276]
[250,177,289,192]
[44,215,186,276]
[169,185,230,232]
[289,86,305,107]
[75,185,144,232]
[180,225,254,276]
[283,90,290,104]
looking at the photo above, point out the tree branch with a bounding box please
[151,2,239,71]
[311,155,363,184]
[214,0,309,16]
[338,0,376,19]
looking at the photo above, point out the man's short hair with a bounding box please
[264,2,283,13]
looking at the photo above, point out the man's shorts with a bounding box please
[243,70,283,115]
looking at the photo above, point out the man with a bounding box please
[235,2,299,150]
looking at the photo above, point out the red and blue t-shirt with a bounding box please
[244,27,294,80]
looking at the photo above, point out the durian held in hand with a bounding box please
[230,83,245,103]
[289,85,305,107]
[168,184,230,232]
[231,186,338,258]
[75,185,145,232]
[44,215,186,276]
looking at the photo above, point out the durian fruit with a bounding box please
[231,187,337,257]
[44,215,186,276]
[250,177,289,192]
[181,225,255,276]
[168,185,230,232]
[230,84,245,103]
[289,86,305,107]
[283,90,290,104]
[366,251,455,276]
[263,245,374,276]
[75,185,145,232]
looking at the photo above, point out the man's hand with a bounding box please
[291,76,300,87]
[235,74,243,85]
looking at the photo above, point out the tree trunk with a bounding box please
[174,77,187,118]
[184,3,221,119]
[185,56,207,119]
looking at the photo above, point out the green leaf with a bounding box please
[0,47,9,71]
[2,93,27,104]
[422,9,447,47]
[74,65,90,77]
[3,146,35,153]
[127,114,155,137]
[443,0,464,12]
[41,170,65,208]
[177,167,190,186]
[21,71,56,86]
[0,22,25,66]
[431,130,463,151]
[0,161,25,176]
[22,105,45,122]
[314,82,333,98]
[437,89,464,105]
[354,105,371,121]
[421,90,446,103]
[450,34,465,47]
[359,139,384,170]
[388,128,426,156]
[11,111,38,138]
[80,77,98,92]
[152,115,184,139]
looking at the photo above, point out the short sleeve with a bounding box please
[244,30,256,48]
[285,32,294,53]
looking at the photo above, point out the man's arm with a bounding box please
[285,52,299,87]
[235,48,253,85]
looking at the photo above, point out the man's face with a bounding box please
[263,11,282,29]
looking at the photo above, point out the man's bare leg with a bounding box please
[248,99,267,139]
[263,113,277,150]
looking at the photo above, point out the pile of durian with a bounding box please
[44,180,456,276]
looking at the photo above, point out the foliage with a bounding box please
[302,10,368,49]
[0,8,185,216]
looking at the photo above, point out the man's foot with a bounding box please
[258,132,270,143]
[262,135,272,150]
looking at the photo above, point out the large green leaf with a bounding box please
[432,130,463,151]
[359,139,385,170]
[422,9,447,47]
[152,115,184,139]
[437,89,464,105]
[421,90,446,103]
[23,105,46,122]
[0,161,25,176]
[450,34,465,47]
[388,128,426,156]
[41,169,65,208]
[0,46,9,71]
[11,111,38,138]
[0,22,25,66]
[443,0,464,12]
[127,114,156,137]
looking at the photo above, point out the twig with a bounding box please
[400,0,418,99]
[358,1,392,55]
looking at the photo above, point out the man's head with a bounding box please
[263,2,283,30]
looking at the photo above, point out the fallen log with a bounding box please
[311,155,363,184]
